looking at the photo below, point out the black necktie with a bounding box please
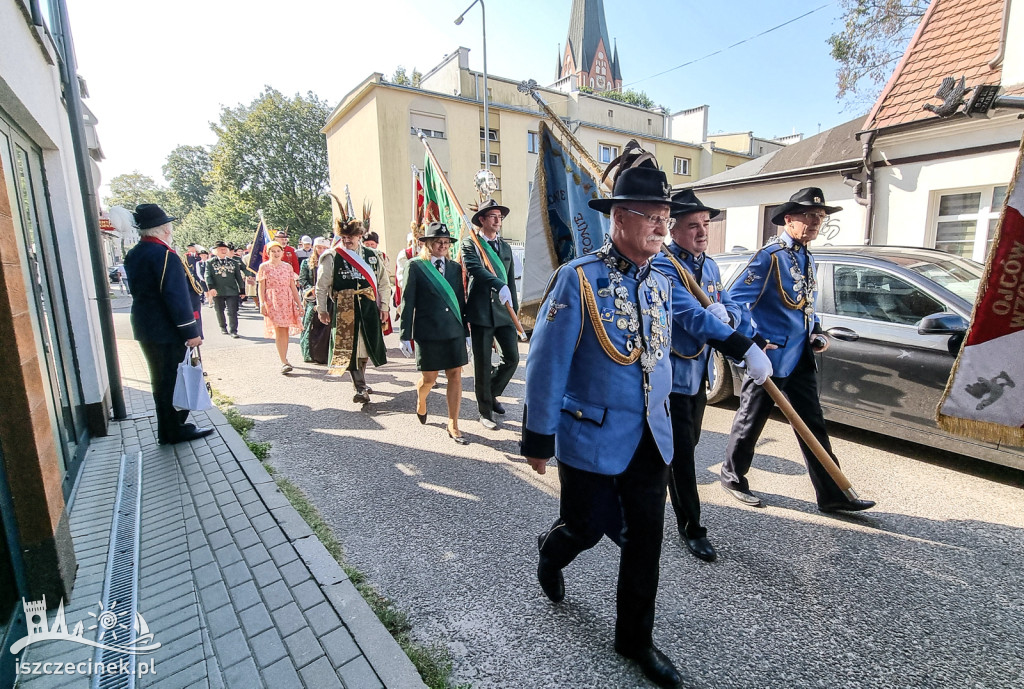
[488,240,499,254]
[434,259,443,273]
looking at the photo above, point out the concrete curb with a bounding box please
[207,407,428,689]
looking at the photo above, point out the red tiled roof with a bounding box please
[866,0,1008,129]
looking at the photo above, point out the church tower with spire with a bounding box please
[556,0,622,92]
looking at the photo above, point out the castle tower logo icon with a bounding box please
[10,596,161,656]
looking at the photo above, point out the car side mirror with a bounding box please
[917,312,967,335]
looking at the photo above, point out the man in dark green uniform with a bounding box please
[462,199,519,429]
[205,240,246,337]
[315,219,391,404]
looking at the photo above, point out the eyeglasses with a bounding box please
[798,211,827,221]
[622,208,676,230]
[433,239,452,246]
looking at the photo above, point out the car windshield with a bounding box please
[883,254,983,301]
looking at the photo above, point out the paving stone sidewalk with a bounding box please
[15,338,426,689]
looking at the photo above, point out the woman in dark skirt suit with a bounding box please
[399,222,471,444]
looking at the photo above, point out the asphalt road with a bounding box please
[113,293,1024,689]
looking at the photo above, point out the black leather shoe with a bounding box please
[614,643,683,689]
[818,498,875,513]
[684,535,717,562]
[417,412,427,424]
[353,391,370,404]
[721,484,763,507]
[492,400,506,415]
[536,535,564,603]
[161,427,214,445]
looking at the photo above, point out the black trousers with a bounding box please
[721,347,845,505]
[213,295,240,334]
[470,323,520,417]
[539,428,669,649]
[668,388,708,539]
[138,340,190,442]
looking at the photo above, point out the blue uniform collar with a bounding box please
[601,242,652,280]
[777,232,806,252]
[667,241,705,272]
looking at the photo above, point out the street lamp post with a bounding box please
[455,0,489,173]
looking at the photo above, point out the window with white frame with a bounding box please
[480,152,500,166]
[410,111,445,139]
[933,185,1008,261]
[673,157,691,176]
[598,144,619,164]
[479,127,498,141]
[527,131,539,154]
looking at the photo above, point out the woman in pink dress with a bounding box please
[257,242,302,373]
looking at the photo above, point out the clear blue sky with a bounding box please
[68,0,866,196]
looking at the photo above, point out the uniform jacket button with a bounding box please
[574,410,583,420]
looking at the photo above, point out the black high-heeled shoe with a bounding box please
[447,429,468,445]
[417,411,427,424]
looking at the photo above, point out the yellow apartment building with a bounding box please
[322,47,764,258]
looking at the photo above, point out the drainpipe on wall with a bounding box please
[52,0,126,423]
[860,130,877,245]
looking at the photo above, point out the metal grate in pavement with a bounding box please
[91,450,143,689]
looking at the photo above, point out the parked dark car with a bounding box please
[706,245,1024,470]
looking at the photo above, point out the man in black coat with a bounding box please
[461,199,519,429]
[123,204,213,445]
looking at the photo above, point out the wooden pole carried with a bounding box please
[417,130,527,340]
[678,268,861,499]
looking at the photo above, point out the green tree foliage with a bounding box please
[581,87,657,110]
[162,145,212,214]
[828,0,929,105]
[391,66,422,87]
[210,87,332,236]
[104,171,172,211]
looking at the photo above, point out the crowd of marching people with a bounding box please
[157,204,521,448]
[118,136,880,689]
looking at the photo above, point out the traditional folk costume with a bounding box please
[315,243,391,400]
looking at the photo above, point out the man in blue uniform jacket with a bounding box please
[720,187,875,513]
[653,189,771,562]
[123,204,212,445]
[522,161,768,688]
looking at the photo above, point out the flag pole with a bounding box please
[417,129,527,340]
[518,79,611,194]
[678,268,861,500]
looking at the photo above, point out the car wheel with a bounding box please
[705,350,733,404]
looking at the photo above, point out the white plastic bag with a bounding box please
[173,347,213,411]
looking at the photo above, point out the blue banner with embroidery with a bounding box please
[538,122,609,263]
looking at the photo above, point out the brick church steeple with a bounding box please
[556,0,622,91]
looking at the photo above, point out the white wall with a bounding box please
[696,175,864,252]
[1,0,110,408]
[872,112,1024,248]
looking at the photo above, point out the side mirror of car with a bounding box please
[917,312,968,336]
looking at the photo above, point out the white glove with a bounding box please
[742,343,773,385]
[400,340,414,358]
[498,285,513,306]
[706,302,730,324]
[466,336,473,360]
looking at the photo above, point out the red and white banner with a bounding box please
[937,137,1024,445]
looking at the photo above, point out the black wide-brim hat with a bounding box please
[419,222,453,241]
[771,187,842,225]
[670,188,720,219]
[471,199,510,227]
[588,167,688,215]
[134,203,177,230]
[212,240,229,249]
